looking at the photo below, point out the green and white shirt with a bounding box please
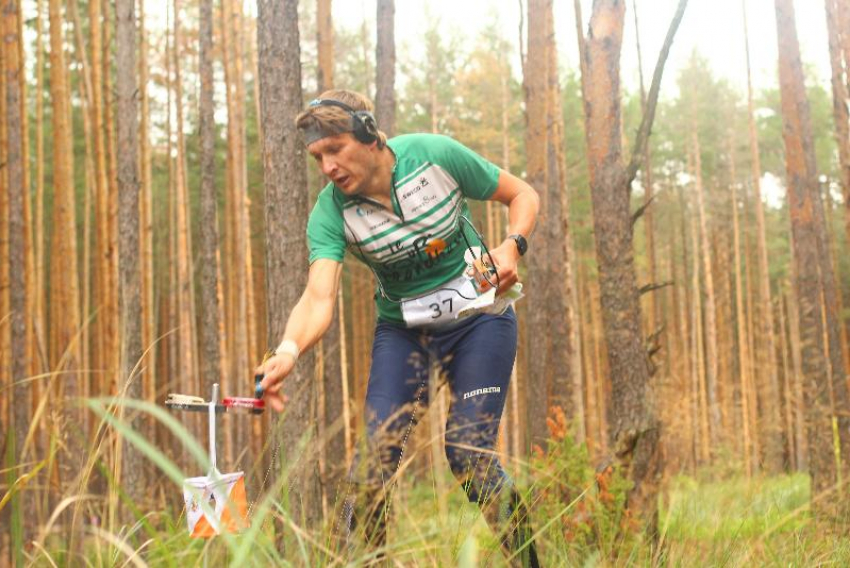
[306,133,501,325]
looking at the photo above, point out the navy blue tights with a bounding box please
[343,308,518,547]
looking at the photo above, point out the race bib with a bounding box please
[401,274,490,327]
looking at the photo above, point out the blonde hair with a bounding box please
[295,89,388,148]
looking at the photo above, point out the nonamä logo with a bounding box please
[463,387,501,400]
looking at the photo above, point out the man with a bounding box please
[257,89,540,566]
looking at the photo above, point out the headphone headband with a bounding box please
[304,98,379,145]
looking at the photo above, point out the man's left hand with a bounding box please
[474,240,521,296]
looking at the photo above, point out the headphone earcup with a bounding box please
[352,111,378,144]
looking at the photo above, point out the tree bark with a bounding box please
[257,0,321,534]
[825,0,850,249]
[523,0,551,448]
[731,161,754,477]
[115,0,144,508]
[138,0,156,438]
[6,0,30,553]
[375,0,396,136]
[100,0,121,393]
[198,0,224,399]
[317,0,333,91]
[743,0,785,473]
[580,0,680,530]
[690,127,722,452]
[48,0,83,478]
[89,0,111,393]
[172,0,198,411]
[545,0,584,436]
[34,0,47,377]
[775,0,845,512]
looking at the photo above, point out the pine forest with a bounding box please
[2,0,850,565]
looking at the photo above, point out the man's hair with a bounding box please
[295,89,388,149]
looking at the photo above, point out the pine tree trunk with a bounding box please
[115,0,144,507]
[545,0,584,434]
[257,0,321,534]
[172,0,198,412]
[785,287,808,470]
[34,0,47,376]
[825,0,850,249]
[314,0,347,506]
[198,0,224,399]
[775,0,844,511]
[743,0,784,472]
[219,0,237,463]
[732,165,754,476]
[0,33,8,557]
[672,219,694,471]
[48,0,83,477]
[222,0,250,459]
[90,0,110,391]
[317,0,333,91]
[375,0,396,136]
[690,210,710,465]
[523,0,550,449]
[67,0,94,439]
[777,293,796,469]
[138,0,156,438]
[6,0,30,552]
[103,0,121,393]
[691,128,722,453]
[581,0,660,529]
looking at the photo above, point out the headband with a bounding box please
[300,121,353,145]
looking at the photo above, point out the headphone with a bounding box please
[309,98,379,144]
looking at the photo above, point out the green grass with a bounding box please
[9,396,850,567]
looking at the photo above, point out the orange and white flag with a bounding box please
[183,471,249,538]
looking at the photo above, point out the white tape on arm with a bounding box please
[274,339,300,361]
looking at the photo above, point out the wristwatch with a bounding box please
[508,234,528,256]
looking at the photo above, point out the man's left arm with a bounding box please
[483,170,540,295]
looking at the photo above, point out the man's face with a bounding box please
[307,133,376,196]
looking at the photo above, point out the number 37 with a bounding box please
[429,298,453,319]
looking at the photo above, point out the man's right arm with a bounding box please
[257,258,342,411]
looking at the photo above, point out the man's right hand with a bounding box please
[255,353,296,412]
